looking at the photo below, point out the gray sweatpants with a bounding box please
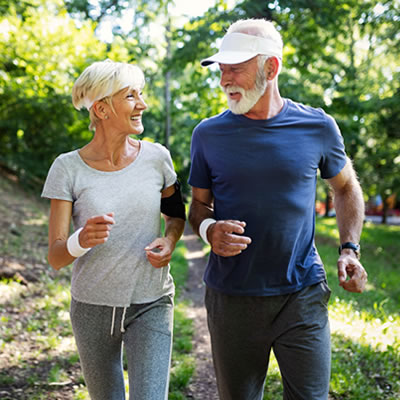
[205,281,331,400]
[70,295,174,400]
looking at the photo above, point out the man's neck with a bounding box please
[244,83,284,120]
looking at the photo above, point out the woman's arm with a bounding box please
[48,199,115,270]
[48,199,75,270]
[145,184,185,268]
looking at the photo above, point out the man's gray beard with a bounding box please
[224,69,268,115]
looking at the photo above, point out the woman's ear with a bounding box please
[265,56,280,80]
[92,101,110,120]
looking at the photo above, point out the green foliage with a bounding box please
[1,0,398,203]
[170,303,195,395]
[0,0,104,185]
[330,334,400,399]
[168,238,196,396]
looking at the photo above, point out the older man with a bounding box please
[188,19,367,400]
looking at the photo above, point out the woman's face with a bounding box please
[109,87,147,135]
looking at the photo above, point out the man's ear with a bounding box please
[264,56,280,80]
[92,101,109,120]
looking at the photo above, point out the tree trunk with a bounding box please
[164,15,171,149]
[382,197,388,224]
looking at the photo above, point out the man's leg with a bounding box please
[205,287,278,400]
[273,281,331,400]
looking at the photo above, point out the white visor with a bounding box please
[201,32,282,67]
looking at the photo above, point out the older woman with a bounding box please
[42,60,185,400]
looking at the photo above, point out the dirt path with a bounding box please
[181,223,219,400]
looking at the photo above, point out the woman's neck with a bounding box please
[79,128,140,171]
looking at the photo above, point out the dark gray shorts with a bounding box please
[205,281,331,400]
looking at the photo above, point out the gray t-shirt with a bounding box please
[42,140,177,307]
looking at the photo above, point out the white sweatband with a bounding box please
[199,218,216,245]
[67,228,91,258]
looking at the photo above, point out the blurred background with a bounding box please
[1,2,400,399]
[0,0,399,223]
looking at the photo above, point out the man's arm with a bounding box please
[327,158,367,293]
[189,187,251,257]
[188,187,215,235]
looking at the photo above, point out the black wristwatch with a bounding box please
[338,242,360,259]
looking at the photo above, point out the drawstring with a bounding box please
[110,306,127,336]
[111,307,116,336]
[120,307,127,333]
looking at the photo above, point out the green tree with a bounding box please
[0,0,153,186]
[0,0,104,184]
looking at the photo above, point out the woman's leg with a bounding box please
[123,295,174,400]
[70,298,125,400]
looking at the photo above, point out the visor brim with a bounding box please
[200,51,259,67]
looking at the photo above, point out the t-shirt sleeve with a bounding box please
[319,114,347,179]
[188,125,211,189]
[41,156,73,201]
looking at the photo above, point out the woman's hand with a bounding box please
[79,212,115,249]
[145,237,175,268]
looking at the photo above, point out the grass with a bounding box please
[263,217,400,400]
[168,243,195,400]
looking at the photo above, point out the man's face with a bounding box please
[219,57,267,115]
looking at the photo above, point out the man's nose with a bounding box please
[220,69,232,87]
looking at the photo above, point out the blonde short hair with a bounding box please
[72,59,145,131]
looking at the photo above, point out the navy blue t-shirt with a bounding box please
[188,99,347,296]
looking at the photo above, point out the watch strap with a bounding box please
[338,242,360,259]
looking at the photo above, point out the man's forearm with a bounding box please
[334,179,364,243]
[189,198,215,235]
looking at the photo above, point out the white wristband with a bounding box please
[67,228,91,258]
[199,218,216,245]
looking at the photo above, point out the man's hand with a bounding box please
[337,252,367,293]
[208,220,251,257]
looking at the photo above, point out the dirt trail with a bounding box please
[181,223,219,400]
